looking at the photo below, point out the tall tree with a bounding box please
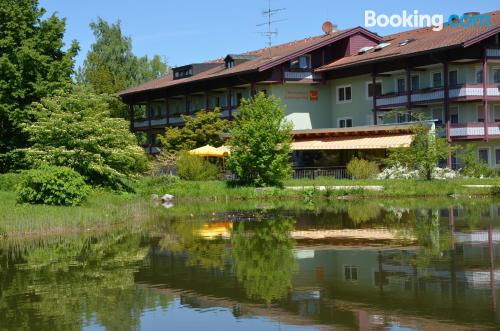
[78,18,169,95]
[0,0,78,168]
[227,93,293,187]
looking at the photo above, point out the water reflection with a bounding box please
[1,200,500,330]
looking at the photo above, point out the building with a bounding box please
[119,11,500,170]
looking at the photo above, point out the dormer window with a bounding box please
[173,66,193,80]
[226,59,235,69]
[290,55,311,70]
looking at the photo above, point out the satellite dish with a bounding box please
[322,21,335,35]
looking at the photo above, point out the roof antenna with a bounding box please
[256,0,286,58]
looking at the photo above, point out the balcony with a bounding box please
[449,122,500,138]
[486,46,500,58]
[284,71,322,81]
[375,83,500,108]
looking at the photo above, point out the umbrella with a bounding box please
[189,145,230,157]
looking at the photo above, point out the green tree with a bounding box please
[78,17,169,95]
[0,0,78,169]
[387,121,451,180]
[227,93,292,186]
[459,144,494,178]
[158,108,229,153]
[20,88,148,190]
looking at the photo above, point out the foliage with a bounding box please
[0,172,21,191]
[0,0,79,165]
[16,165,90,206]
[228,93,293,187]
[387,122,452,180]
[491,186,500,196]
[176,151,219,181]
[158,108,229,153]
[459,144,494,178]
[377,165,459,180]
[231,218,296,304]
[20,88,148,190]
[346,157,379,179]
[78,17,168,95]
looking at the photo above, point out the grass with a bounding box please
[1,172,500,238]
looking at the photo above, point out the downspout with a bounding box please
[483,46,489,142]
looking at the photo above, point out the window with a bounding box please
[290,55,311,70]
[493,68,500,84]
[261,89,267,96]
[411,75,420,90]
[236,93,243,106]
[449,70,458,86]
[338,118,353,128]
[431,71,442,88]
[396,77,406,93]
[367,81,382,98]
[496,148,500,165]
[450,107,459,124]
[215,96,220,108]
[432,108,443,127]
[494,105,500,122]
[337,85,352,103]
[475,67,483,83]
[397,112,410,123]
[477,105,485,122]
[478,148,489,164]
[344,266,358,281]
[226,60,235,69]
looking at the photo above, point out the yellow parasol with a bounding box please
[188,145,230,157]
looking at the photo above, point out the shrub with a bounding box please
[460,144,495,178]
[0,173,22,191]
[491,186,500,196]
[346,158,379,179]
[377,165,419,179]
[16,165,90,206]
[176,151,219,181]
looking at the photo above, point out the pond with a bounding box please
[1,198,500,330]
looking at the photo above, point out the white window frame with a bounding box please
[430,70,443,88]
[448,68,459,86]
[477,147,491,167]
[492,66,500,84]
[495,146,500,166]
[336,84,352,104]
[337,117,353,128]
[431,107,444,124]
[493,104,500,123]
[343,265,359,282]
[477,104,485,122]
[366,80,383,100]
[449,105,460,124]
[475,66,484,84]
[394,76,406,94]
[410,74,420,91]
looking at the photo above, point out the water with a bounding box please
[1,199,500,330]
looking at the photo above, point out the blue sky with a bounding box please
[39,0,499,70]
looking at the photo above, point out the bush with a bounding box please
[0,172,22,191]
[16,165,90,206]
[346,158,379,179]
[176,151,219,181]
[460,145,495,178]
[377,165,419,179]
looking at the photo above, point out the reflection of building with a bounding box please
[138,221,500,330]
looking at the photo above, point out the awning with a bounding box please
[291,134,412,150]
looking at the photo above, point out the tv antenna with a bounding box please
[256,0,286,58]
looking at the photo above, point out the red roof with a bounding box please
[118,27,381,96]
[317,10,500,72]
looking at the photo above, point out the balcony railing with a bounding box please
[284,71,322,81]
[292,166,350,179]
[486,46,500,58]
[449,122,500,138]
[375,83,500,108]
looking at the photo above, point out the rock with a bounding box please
[161,194,174,202]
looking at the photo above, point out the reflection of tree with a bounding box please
[0,231,173,331]
[159,221,229,270]
[231,219,296,304]
[413,209,452,269]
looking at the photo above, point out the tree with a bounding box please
[158,108,229,153]
[227,93,292,186]
[0,0,79,169]
[387,121,451,180]
[459,144,494,178]
[78,18,169,95]
[20,88,148,190]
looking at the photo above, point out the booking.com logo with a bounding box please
[364,10,491,32]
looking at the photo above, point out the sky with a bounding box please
[39,0,499,70]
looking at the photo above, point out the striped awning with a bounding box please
[291,134,413,150]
